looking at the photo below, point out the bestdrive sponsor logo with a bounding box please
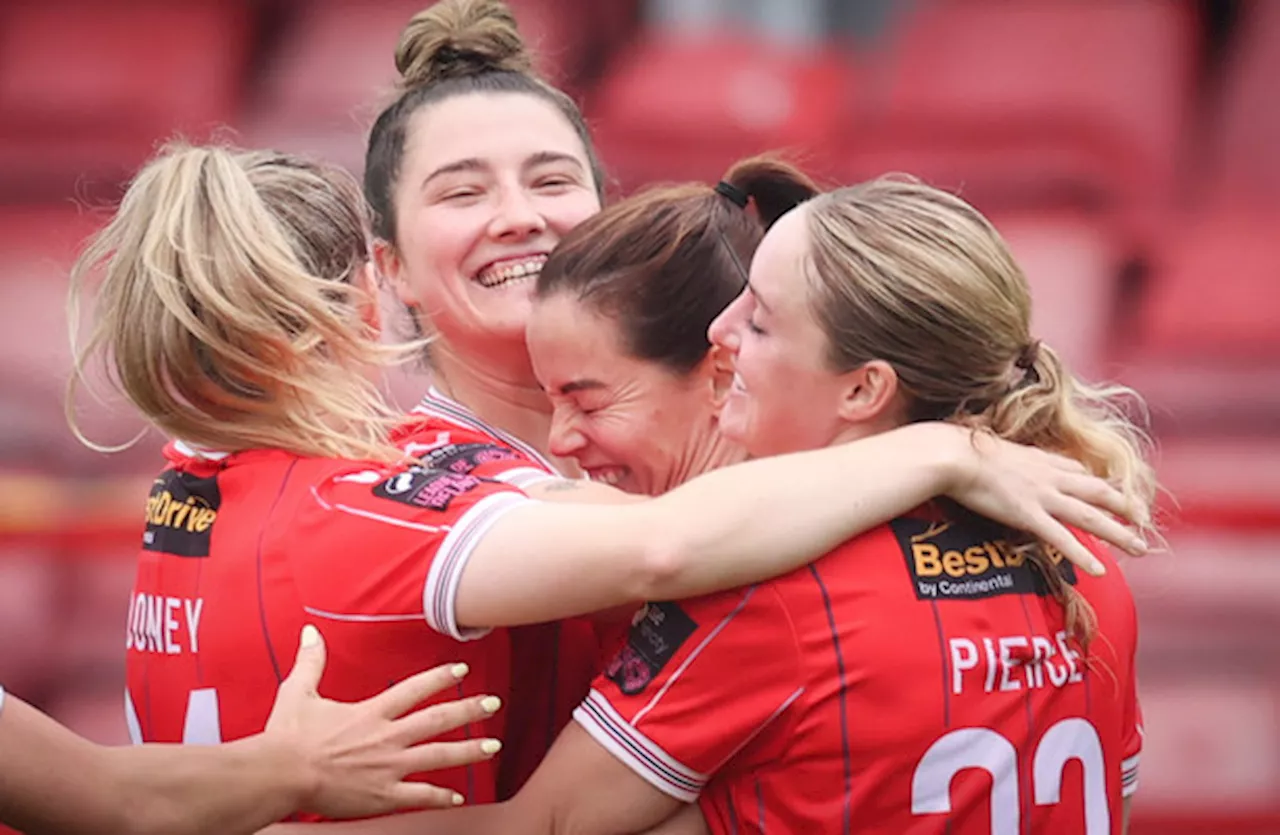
[891,517,1078,602]
[142,471,221,557]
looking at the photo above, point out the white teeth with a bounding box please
[475,256,547,288]
[590,469,622,486]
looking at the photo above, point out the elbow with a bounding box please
[634,529,691,601]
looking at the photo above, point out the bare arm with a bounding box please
[0,628,500,835]
[640,805,709,835]
[456,422,1145,628]
[262,722,683,835]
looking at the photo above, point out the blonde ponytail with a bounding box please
[68,143,417,463]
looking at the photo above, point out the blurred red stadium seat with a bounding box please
[0,206,158,472]
[1110,207,1280,431]
[0,0,254,201]
[586,31,851,193]
[1204,0,1280,205]
[1152,436,1280,531]
[1139,209,1280,358]
[242,0,419,173]
[835,0,1198,231]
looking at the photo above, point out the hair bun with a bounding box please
[395,0,533,89]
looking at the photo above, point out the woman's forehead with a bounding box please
[404,92,589,176]
[750,208,809,308]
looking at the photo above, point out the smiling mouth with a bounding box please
[585,466,628,487]
[474,255,548,289]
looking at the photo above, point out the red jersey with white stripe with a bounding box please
[577,505,1142,834]
[124,440,532,817]
[400,388,614,799]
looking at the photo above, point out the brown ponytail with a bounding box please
[536,155,818,374]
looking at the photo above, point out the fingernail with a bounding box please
[451,793,465,807]
[450,663,469,680]
[480,696,502,714]
[1089,558,1106,577]
[1130,537,1148,555]
[300,624,320,648]
[480,739,502,755]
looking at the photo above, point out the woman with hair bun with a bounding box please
[353,0,1146,801]
[362,0,610,794]
[272,164,1152,833]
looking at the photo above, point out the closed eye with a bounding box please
[533,176,576,192]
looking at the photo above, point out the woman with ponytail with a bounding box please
[347,0,1149,802]
[272,166,1154,832]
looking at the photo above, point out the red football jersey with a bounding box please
[401,387,611,798]
[124,439,534,816]
[578,505,1142,834]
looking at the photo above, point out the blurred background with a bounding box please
[0,0,1276,832]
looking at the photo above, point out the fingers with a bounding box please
[394,694,503,745]
[1046,493,1147,559]
[383,781,468,812]
[368,662,472,719]
[1058,471,1147,529]
[401,737,503,776]
[1020,509,1107,577]
[278,624,326,700]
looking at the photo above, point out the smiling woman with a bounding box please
[527,156,817,496]
[363,0,604,384]
[357,0,612,798]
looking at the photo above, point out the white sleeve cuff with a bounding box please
[422,492,530,641]
[1121,753,1140,798]
[573,688,707,802]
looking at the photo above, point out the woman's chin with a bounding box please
[716,400,752,449]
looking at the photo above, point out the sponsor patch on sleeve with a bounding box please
[604,602,698,696]
[892,517,1078,602]
[417,442,521,474]
[373,466,484,511]
[143,471,221,557]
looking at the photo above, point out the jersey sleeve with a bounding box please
[1120,606,1143,798]
[395,420,559,490]
[298,462,534,640]
[573,586,803,802]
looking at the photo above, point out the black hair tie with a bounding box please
[715,181,749,209]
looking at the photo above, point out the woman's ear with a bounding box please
[354,261,383,336]
[373,240,414,309]
[705,344,737,410]
[835,359,902,426]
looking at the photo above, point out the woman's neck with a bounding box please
[668,422,748,491]
[428,346,579,475]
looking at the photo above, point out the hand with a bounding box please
[942,428,1149,576]
[263,625,503,819]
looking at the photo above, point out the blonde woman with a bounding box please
[71,143,1143,822]
[283,176,1153,834]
